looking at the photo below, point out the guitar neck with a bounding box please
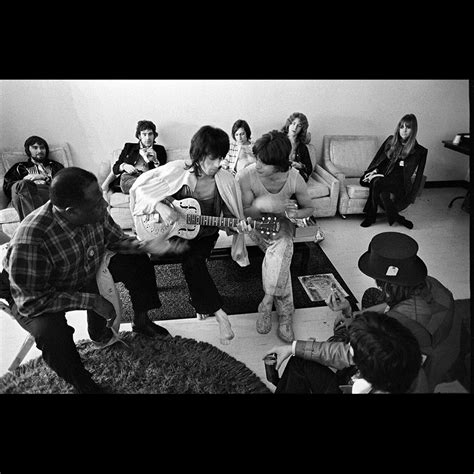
[186,214,242,228]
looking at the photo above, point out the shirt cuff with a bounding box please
[291,340,297,355]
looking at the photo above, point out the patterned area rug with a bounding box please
[0,332,271,394]
[118,242,359,321]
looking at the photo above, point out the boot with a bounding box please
[277,313,294,343]
[256,301,272,334]
[132,311,170,338]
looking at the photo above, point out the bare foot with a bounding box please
[214,309,235,345]
[196,312,209,320]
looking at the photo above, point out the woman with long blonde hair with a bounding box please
[359,113,427,229]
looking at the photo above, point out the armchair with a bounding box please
[0,143,73,237]
[305,143,340,218]
[321,135,426,218]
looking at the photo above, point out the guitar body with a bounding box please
[136,197,202,243]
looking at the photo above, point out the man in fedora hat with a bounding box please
[327,231,456,391]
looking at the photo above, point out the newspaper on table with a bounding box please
[297,273,348,303]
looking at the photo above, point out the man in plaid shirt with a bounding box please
[2,167,169,393]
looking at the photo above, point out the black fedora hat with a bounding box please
[358,232,427,286]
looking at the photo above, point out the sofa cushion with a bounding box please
[166,148,189,162]
[109,192,131,207]
[0,206,20,224]
[306,176,329,199]
[345,178,370,199]
[329,137,379,178]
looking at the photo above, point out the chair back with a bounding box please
[323,135,379,178]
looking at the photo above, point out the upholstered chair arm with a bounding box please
[0,181,9,210]
[312,164,340,196]
[322,159,344,180]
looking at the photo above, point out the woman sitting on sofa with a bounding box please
[221,119,256,176]
[280,112,313,182]
[359,113,427,229]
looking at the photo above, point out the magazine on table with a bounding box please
[297,273,349,303]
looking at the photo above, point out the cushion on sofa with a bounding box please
[109,192,131,207]
[0,206,20,224]
[329,138,378,177]
[306,176,330,199]
[345,179,370,199]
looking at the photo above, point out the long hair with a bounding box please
[50,167,97,208]
[385,114,418,160]
[185,125,229,176]
[349,312,422,393]
[375,278,426,307]
[231,119,252,141]
[281,112,310,144]
[252,130,291,173]
[24,135,49,159]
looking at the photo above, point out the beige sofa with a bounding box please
[0,143,73,237]
[99,143,340,231]
[321,135,426,218]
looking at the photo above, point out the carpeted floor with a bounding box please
[0,332,271,394]
[118,242,359,321]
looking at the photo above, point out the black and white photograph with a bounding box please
[0,78,470,400]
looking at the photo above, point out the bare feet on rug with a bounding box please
[214,309,235,345]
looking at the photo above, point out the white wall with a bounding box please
[0,79,469,181]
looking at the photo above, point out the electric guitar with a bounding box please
[136,197,280,243]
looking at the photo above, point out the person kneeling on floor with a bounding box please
[265,311,424,394]
[1,167,170,394]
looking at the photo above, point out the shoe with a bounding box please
[360,217,375,228]
[396,216,414,229]
[91,328,114,347]
[72,374,107,394]
[132,319,170,338]
[256,302,272,334]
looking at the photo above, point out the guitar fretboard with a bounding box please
[186,215,242,227]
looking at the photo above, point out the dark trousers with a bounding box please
[85,252,161,341]
[180,232,223,314]
[6,252,160,389]
[364,173,405,222]
[11,180,50,220]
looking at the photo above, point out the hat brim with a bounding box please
[358,251,427,287]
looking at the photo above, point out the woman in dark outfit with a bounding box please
[281,112,313,182]
[360,113,427,229]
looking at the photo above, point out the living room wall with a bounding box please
[0,79,469,182]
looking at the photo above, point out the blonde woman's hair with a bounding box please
[386,113,418,160]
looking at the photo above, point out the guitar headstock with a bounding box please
[255,216,280,236]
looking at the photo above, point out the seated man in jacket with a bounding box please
[265,311,423,394]
[3,135,64,220]
[111,119,167,194]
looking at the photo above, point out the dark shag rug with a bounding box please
[0,332,271,394]
[118,241,359,321]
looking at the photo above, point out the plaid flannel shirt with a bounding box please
[3,202,124,318]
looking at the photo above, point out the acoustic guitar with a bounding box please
[137,197,280,243]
